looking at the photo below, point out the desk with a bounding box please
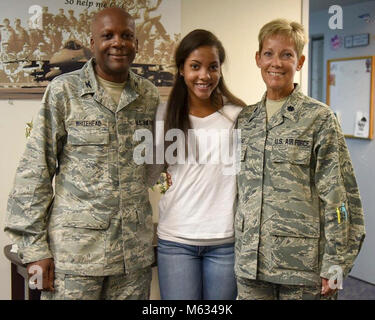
[4,224,158,300]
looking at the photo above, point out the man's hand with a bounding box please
[321,277,337,297]
[27,258,55,291]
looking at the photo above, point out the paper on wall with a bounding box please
[354,112,369,138]
[334,111,342,125]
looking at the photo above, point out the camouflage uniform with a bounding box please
[235,84,365,299]
[236,278,335,300]
[4,58,160,298]
[41,268,152,300]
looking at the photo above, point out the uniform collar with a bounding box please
[79,58,140,113]
[260,83,304,124]
[79,59,98,96]
[118,69,140,112]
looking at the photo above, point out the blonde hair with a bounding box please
[258,19,308,57]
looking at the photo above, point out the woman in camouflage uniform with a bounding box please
[235,19,365,300]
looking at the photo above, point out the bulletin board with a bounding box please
[327,56,374,140]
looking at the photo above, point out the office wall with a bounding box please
[310,0,375,284]
[309,0,375,102]
[0,0,308,299]
[181,0,308,105]
[0,100,41,300]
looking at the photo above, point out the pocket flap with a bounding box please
[270,218,319,239]
[271,145,311,165]
[67,121,109,145]
[62,210,110,230]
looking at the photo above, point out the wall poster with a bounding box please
[0,0,180,99]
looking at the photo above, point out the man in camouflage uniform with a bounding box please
[235,19,365,300]
[4,8,159,300]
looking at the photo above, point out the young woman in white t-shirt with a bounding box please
[156,29,246,300]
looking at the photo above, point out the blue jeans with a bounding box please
[157,238,237,300]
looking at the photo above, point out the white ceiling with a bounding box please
[310,0,375,12]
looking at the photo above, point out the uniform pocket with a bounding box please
[60,211,108,265]
[269,218,320,273]
[65,122,111,195]
[270,144,312,199]
[326,201,350,255]
[62,210,110,230]
[271,145,311,165]
[67,121,109,146]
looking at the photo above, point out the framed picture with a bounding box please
[327,56,374,140]
[0,0,180,100]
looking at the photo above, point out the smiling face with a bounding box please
[180,45,221,106]
[256,34,305,100]
[90,8,138,83]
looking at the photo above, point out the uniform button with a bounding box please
[287,106,294,112]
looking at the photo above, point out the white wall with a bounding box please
[310,0,375,284]
[182,0,308,104]
[0,100,41,299]
[0,0,307,299]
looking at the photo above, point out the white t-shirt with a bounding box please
[156,103,242,245]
